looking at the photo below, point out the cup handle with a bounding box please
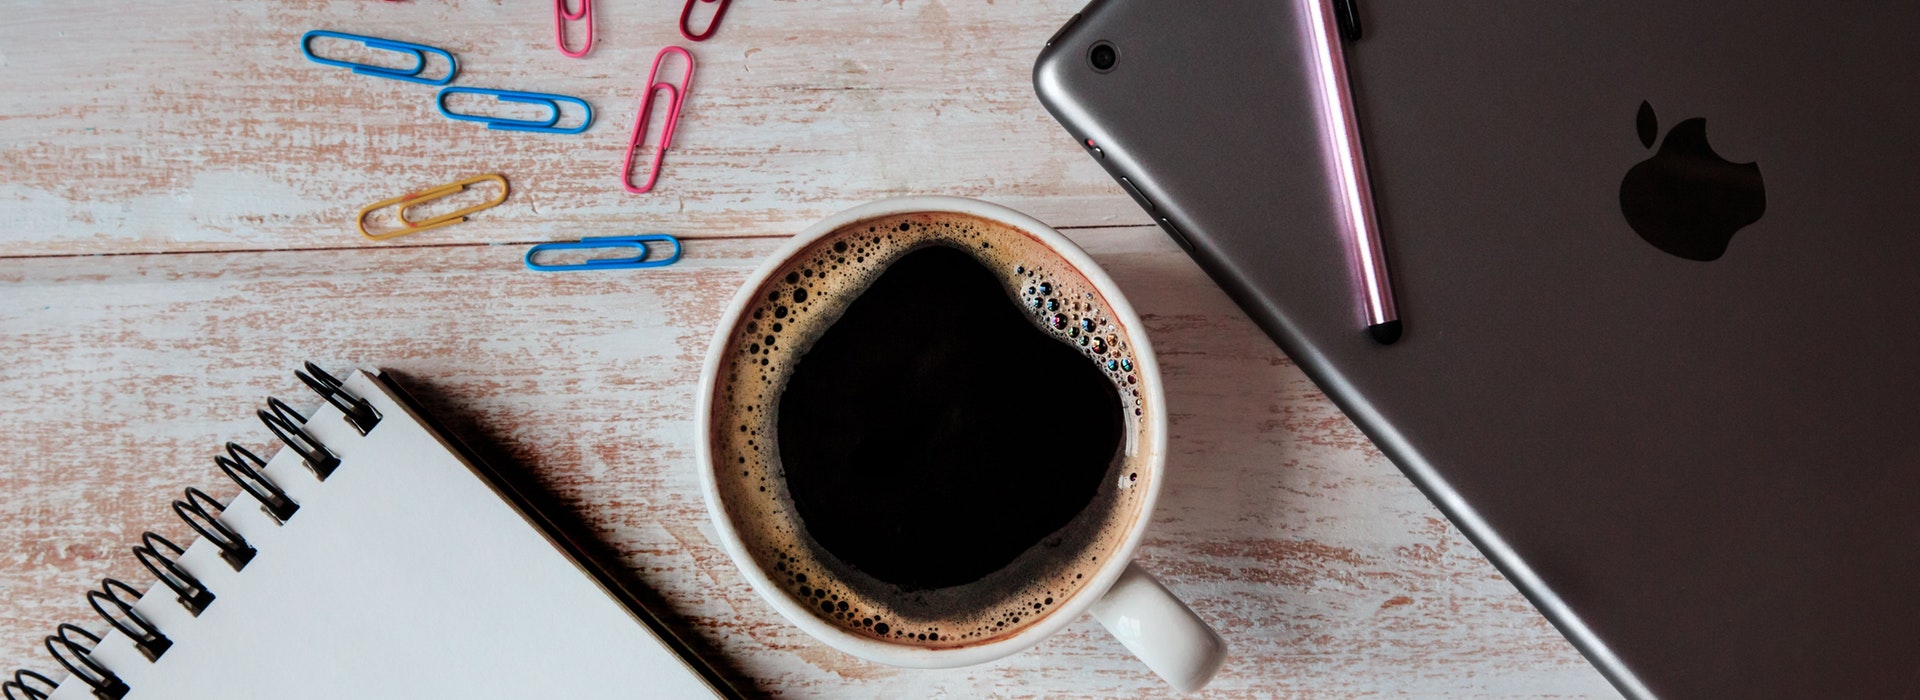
[1089,561,1228,692]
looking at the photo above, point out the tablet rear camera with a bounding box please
[1088,42,1118,72]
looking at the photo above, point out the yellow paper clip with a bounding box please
[356,174,510,240]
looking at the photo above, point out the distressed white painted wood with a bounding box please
[0,0,1148,256]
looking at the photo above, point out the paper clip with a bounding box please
[525,235,684,272]
[300,30,458,86]
[679,0,731,42]
[436,88,593,134]
[555,0,593,58]
[622,47,697,194]
[356,174,510,240]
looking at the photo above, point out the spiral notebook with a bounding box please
[5,366,735,700]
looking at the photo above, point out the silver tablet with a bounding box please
[1037,2,1920,697]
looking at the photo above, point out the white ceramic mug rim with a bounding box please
[694,196,1169,668]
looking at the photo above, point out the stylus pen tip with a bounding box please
[1367,320,1402,345]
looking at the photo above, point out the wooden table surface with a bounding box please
[0,1,1617,696]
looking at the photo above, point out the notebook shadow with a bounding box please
[385,370,760,699]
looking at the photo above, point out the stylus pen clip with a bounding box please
[1309,0,1402,344]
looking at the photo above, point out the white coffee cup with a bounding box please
[695,196,1227,691]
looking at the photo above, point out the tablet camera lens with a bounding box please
[1089,42,1117,72]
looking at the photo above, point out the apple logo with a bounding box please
[1618,101,1767,261]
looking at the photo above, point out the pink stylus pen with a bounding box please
[1306,0,1402,344]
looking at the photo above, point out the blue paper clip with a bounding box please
[436,88,594,135]
[300,30,458,86]
[525,235,684,272]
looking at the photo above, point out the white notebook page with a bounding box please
[53,370,724,699]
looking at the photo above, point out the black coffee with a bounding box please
[778,246,1125,591]
[710,212,1153,647]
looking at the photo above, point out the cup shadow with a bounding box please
[1060,229,1555,694]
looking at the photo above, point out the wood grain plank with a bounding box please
[0,0,1151,256]
[0,230,1615,697]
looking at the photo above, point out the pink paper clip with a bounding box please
[555,0,592,58]
[679,0,731,42]
[621,47,696,194]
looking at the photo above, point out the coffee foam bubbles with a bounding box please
[711,212,1153,648]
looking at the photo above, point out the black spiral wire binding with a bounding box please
[174,488,256,571]
[85,580,171,662]
[10,363,353,697]
[260,397,340,480]
[2,670,57,700]
[44,624,128,699]
[214,442,300,523]
[297,361,381,435]
[133,532,214,616]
